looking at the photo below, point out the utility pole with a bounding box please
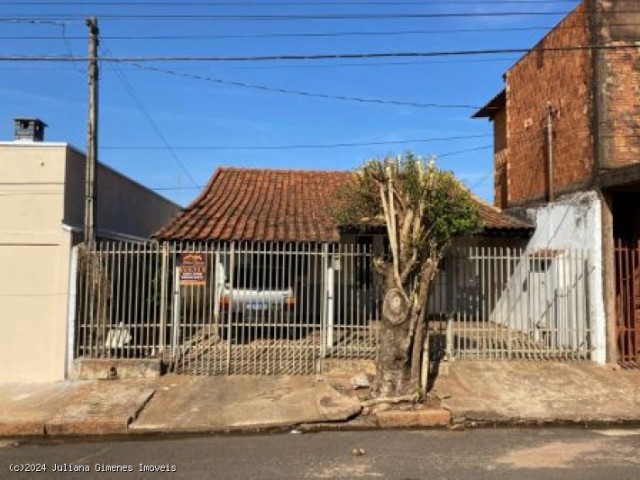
[84,17,99,248]
[546,101,554,203]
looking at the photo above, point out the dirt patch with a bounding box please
[495,440,603,469]
[310,461,383,478]
[0,440,21,449]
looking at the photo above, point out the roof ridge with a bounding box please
[217,166,350,175]
[469,190,502,213]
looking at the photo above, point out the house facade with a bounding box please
[0,119,180,383]
[74,165,602,377]
[147,167,548,371]
[474,0,640,365]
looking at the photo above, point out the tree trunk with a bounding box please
[374,266,435,398]
[375,313,412,397]
[374,273,415,397]
[409,317,426,389]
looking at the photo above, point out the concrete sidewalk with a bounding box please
[0,380,155,436]
[2,362,640,438]
[0,375,363,437]
[130,375,362,433]
[433,361,640,426]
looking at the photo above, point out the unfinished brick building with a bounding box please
[474,0,640,365]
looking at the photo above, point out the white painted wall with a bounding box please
[514,191,606,363]
[0,142,180,383]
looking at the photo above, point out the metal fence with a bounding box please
[429,246,592,361]
[73,241,593,375]
[614,239,640,367]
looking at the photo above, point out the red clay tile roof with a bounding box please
[155,167,532,242]
[156,168,348,242]
[473,195,533,231]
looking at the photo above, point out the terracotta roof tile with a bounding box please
[155,167,532,242]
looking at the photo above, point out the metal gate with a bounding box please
[73,241,380,375]
[615,239,640,367]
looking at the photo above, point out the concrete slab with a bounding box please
[45,381,155,435]
[0,383,77,436]
[130,375,362,433]
[434,361,640,425]
[374,408,451,428]
[72,358,161,380]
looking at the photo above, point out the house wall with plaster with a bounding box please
[0,142,179,383]
[524,191,606,363]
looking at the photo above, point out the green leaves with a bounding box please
[333,152,481,251]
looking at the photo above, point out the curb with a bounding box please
[0,421,45,437]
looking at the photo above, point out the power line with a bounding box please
[218,57,521,70]
[0,141,495,194]
[437,145,493,159]
[0,57,521,72]
[126,62,480,109]
[102,134,492,151]
[102,43,200,188]
[7,23,640,41]
[1,44,636,63]
[2,1,583,6]
[0,27,572,41]
[467,170,494,190]
[100,130,640,152]
[0,11,621,22]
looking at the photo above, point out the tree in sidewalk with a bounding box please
[333,153,480,399]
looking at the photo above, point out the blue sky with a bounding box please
[0,0,580,206]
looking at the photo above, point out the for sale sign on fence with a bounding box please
[179,253,207,286]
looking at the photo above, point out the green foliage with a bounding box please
[413,385,425,403]
[423,167,482,248]
[333,152,482,255]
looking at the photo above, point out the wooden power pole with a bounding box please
[84,17,99,247]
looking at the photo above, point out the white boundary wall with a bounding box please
[522,191,606,364]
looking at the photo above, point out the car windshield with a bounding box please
[216,252,299,290]
[230,267,291,290]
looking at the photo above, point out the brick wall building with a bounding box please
[475,0,640,365]
[475,0,640,209]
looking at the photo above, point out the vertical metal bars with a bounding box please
[615,239,640,367]
[447,246,592,361]
[74,242,594,373]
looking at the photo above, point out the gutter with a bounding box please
[61,223,151,243]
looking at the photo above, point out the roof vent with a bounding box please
[13,118,47,142]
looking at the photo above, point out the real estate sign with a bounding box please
[179,252,207,286]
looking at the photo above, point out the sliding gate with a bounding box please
[73,241,380,375]
[615,239,640,367]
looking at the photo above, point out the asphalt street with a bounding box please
[1,427,640,479]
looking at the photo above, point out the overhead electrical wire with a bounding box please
[2,1,583,6]
[101,133,492,151]
[0,142,496,194]
[100,130,640,152]
[5,23,640,41]
[6,22,640,41]
[125,62,481,109]
[0,43,636,63]
[2,9,634,22]
[102,43,200,188]
[0,27,578,41]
